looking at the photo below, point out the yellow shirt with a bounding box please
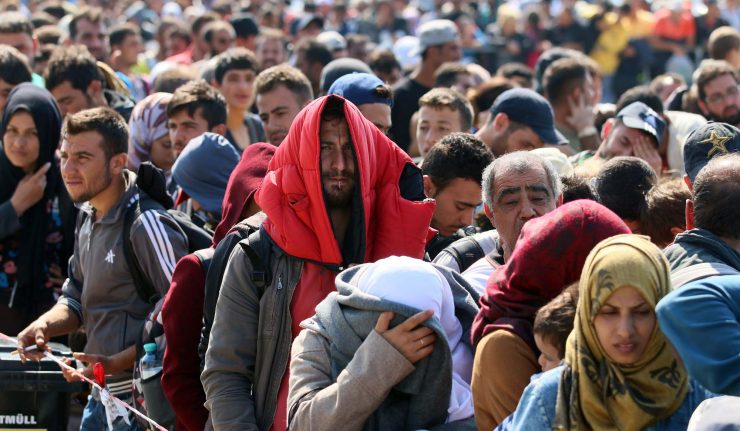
[590,13,630,75]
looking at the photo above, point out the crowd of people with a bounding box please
[0,0,739,430]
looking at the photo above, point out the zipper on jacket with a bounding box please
[277,275,283,290]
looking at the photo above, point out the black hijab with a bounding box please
[0,83,72,310]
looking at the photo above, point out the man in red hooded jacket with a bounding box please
[201,95,436,431]
[160,143,276,431]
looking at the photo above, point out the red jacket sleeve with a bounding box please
[161,253,209,431]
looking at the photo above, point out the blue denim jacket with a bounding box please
[508,366,715,431]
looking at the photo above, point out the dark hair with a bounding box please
[615,85,664,114]
[109,23,139,48]
[34,24,62,44]
[321,96,345,122]
[254,64,313,104]
[542,57,590,105]
[167,80,227,129]
[418,87,474,132]
[203,20,235,45]
[152,67,197,93]
[166,23,192,46]
[640,178,690,247]
[0,45,32,85]
[534,47,583,92]
[372,84,393,100]
[649,73,685,97]
[694,60,739,102]
[40,2,71,20]
[367,48,401,76]
[693,154,740,239]
[533,283,578,358]
[63,107,128,161]
[468,76,516,120]
[295,39,333,67]
[0,11,33,36]
[561,173,596,203]
[708,26,740,61]
[230,13,260,38]
[593,156,657,222]
[496,62,534,84]
[422,132,493,190]
[192,12,220,36]
[214,47,258,84]
[31,11,56,29]
[434,62,470,88]
[45,45,103,92]
[69,7,103,41]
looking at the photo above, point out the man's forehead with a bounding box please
[493,165,549,190]
[61,132,104,151]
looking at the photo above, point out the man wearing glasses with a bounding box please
[695,59,740,128]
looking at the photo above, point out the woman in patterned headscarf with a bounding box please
[508,235,715,430]
[127,92,175,173]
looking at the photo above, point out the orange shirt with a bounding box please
[653,9,696,41]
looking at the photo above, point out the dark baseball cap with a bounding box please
[616,101,666,147]
[683,122,740,181]
[329,73,393,107]
[490,88,568,146]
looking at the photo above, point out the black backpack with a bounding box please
[443,236,486,273]
[198,219,272,369]
[123,162,213,304]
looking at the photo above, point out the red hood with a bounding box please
[256,95,435,265]
[212,143,276,245]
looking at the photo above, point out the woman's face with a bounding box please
[3,111,40,173]
[593,286,655,365]
[149,134,177,172]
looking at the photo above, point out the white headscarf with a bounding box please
[356,256,474,423]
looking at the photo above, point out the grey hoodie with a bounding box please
[288,263,479,431]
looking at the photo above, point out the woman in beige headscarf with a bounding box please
[506,235,715,430]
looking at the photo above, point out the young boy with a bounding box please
[212,47,266,150]
[533,283,578,372]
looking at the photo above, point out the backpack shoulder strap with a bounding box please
[446,236,486,273]
[122,193,164,305]
[239,228,273,297]
[671,262,740,289]
[193,248,215,277]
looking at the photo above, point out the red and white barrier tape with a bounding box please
[0,332,167,431]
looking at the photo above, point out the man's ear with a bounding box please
[110,153,128,175]
[685,198,694,230]
[423,174,436,198]
[211,79,221,90]
[492,112,509,132]
[697,99,710,117]
[211,123,227,137]
[87,80,103,100]
[601,118,615,142]
[483,203,493,220]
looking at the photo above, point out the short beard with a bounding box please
[72,168,113,204]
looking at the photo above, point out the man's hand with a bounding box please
[633,135,663,175]
[10,162,51,216]
[566,93,597,136]
[374,310,436,364]
[17,319,50,362]
[60,352,112,383]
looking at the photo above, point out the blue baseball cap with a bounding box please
[490,88,567,145]
[328,73,393,107]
